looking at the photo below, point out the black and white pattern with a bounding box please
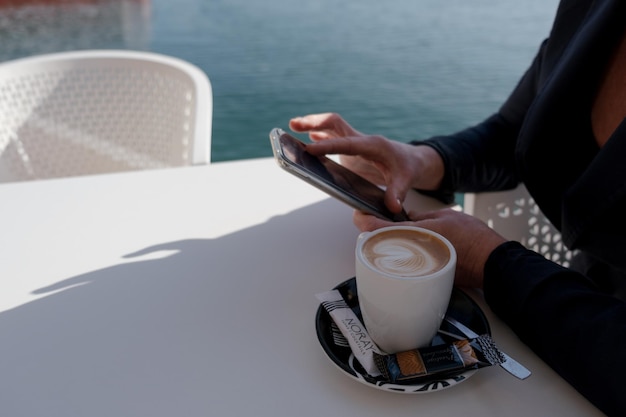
[315,277,491,393]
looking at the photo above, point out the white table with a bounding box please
[0,158,602,416]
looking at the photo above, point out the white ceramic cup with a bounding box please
[355,225,456,354]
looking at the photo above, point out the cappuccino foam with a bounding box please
[361,229,450,277]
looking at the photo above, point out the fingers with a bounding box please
[353,210,395,232]
[290,113,413,217]
[408,207,456,221]
[289,113,357,138]
[405,209,458,230]
[289,114,327,132]
[305,136,363,155]
[383,188,405,215]
[384,171,413,214]
[306,133,391,159]
[353,207,446,232]
[289,113,339,132]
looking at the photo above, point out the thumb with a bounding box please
[384,177,410,214]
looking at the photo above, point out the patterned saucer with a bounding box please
[315,278,491,393]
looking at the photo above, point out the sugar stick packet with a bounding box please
[316,290,382,377]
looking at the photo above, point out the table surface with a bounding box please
[0,158,602,416]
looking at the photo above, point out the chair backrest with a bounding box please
[0,50,212,182]
[464,184,575,267]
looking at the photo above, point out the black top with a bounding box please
[418,1,626,415]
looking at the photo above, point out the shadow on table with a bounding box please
[0,199,364,416]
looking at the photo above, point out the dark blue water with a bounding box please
[0,0,558,162]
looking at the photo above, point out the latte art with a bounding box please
[370,237,440,276]
[362,230,450,277]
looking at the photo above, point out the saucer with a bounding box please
[315,277,491,393]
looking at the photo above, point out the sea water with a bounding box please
[0,0,559,162]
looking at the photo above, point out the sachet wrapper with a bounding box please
[374,335,504,383]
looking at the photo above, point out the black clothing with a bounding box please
[418,1,626,415]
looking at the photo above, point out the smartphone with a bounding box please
[269,128,409,222]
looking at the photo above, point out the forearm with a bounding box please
[484,242,626,416]
[414,113,521,194]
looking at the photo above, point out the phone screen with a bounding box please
[271,129,408,222]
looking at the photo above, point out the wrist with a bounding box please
[410,144,445,190]
[464,232,507,289]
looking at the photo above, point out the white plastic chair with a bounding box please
[0,50,212,182]
[464,184,575,266]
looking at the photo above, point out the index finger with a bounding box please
[305,136,358,155]
[289,113,356,136]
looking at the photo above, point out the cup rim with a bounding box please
[356,225,457,280]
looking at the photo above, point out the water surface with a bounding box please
[0,0,559,161]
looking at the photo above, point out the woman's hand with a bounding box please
[289,113,445,214]
[353,209,507,289]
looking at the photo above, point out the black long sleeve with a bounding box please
[484,242,626,416]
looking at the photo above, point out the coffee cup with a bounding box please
[355,226,456,354]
